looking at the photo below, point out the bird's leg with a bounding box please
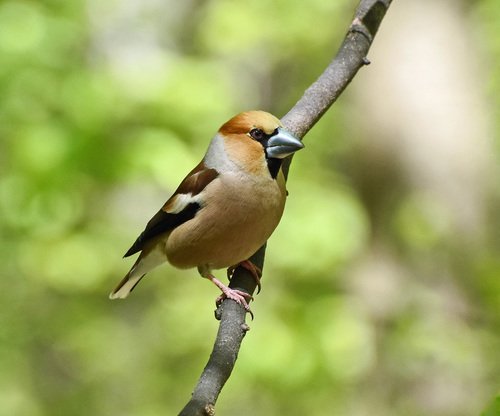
[227,260,262,294]
[205,274,253,314]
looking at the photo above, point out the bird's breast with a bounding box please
[165,172,286,270]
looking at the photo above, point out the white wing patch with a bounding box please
[166,192,200,214]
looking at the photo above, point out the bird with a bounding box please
[109,110,304,311]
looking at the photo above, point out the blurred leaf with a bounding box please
[482,395,500,416]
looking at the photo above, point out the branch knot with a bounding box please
[204,404,215,416]
[350,17,373,43]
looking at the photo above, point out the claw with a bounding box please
[215,288,253,306]
[227,260,262,294]
[206,274,254,318]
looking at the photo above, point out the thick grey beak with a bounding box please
[266,127,304,159]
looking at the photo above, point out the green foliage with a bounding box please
[1,1,499,415]
[482,395,500,416]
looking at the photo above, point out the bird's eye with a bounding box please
[249,128,265,141]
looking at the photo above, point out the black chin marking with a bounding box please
[253,128,282,178]
[266,157,282,179]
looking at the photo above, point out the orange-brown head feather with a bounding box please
[219,111,282,136]
[218,111,283,175]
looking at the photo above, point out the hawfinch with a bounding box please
[109,111,304,311]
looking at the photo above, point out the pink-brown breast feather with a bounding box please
[165,168,287,270]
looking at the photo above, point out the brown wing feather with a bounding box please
[124,161,219,257]
[172,161,219,198]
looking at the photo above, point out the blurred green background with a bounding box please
[1,0,499,415]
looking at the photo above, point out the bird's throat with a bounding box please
[266,158,282,179]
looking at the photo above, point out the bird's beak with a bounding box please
[266,127,304,159]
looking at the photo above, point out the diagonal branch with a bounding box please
[179,1,392,414]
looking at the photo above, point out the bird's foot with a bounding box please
[214,288,253,309]
[227,260,262,294]
[207,275,253,317]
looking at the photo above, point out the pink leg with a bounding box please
[206,274,253,314]
[227,260,262,294]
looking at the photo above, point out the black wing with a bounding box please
[123,202,200,257]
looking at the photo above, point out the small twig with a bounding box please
[179,1,392,414]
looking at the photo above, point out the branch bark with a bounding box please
[179,1,392,414]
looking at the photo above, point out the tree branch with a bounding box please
[179,1,392,414]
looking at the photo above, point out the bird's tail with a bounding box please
[109,269,145,299]
[109,246,166,299]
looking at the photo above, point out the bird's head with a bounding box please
[216,111,304,178]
